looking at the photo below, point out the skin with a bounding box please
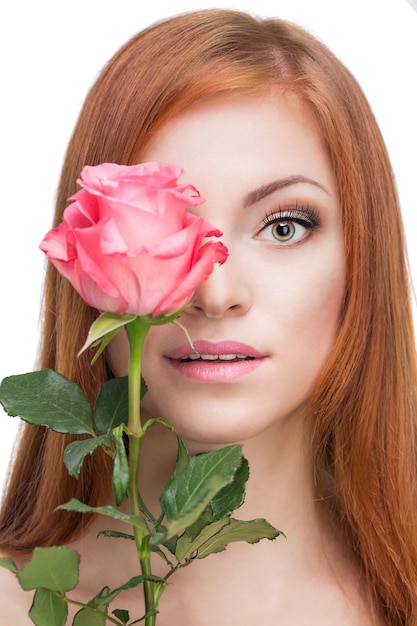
[0,90,381,625]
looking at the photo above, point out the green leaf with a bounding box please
[160,445,243,539]
[97,530,134,541]
[175,518,229,562]
[112,609,130,624]
[210,457,249,520]
[64,435,111,478]
[158,531,178,556]
[140,308,187,326]
[172,432,190,477]
[87,585,112,607]
[163,473,224,539]
[58,499,147,532]
[73,607,107,625]
[177,456,248,541]
[195,518,282,559]
[79,312,136,355]
[183,506,214,541]
[17,546,79,592]
[88,575,164,608]
[94,377,129,435]
[29,588,68,626]
[0,369,94,435]
[112,424,129,505]
[90,329,120,366]
[150,543,175,568]
[0,556,18,573]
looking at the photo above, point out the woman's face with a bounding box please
[108,90,345,448]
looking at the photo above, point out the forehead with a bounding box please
[145,88,316,152]
[141,90,338,203]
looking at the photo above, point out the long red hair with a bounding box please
[1,9,416,624]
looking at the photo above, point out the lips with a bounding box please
[167,340,264,359]
[165,340,266,382]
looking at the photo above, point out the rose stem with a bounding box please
[125,318,157,626]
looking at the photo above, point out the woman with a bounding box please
[0,9,416,625]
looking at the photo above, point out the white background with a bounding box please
[1,0,416,491]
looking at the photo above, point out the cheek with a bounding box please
[310,269,345,331]
[296,261,346,358]
[269,251,345,351]
[321,252,346,322]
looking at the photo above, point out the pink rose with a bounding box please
[40,162,228,316]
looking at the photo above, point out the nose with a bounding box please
[188,246,252,319]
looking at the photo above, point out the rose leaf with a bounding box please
[29,588,68,626]
[64,435,111,478]
[0,369,94,435]
[94,377,129,435]
[17,546,79,592]
[160,444,243,539]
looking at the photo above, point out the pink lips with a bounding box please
[165,340,266,382]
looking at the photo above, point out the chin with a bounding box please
[141,392,306,454]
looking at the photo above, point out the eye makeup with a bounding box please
[258,202,322,244]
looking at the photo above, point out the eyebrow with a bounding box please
[243,175,329,208]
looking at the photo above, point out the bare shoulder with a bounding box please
[0,562,34,624]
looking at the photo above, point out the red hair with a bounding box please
[1,10,416,624]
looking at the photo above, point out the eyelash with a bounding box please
[260,203,321,243]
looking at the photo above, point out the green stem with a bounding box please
[125,318,158,626]
[140,535,157,626]
[125,317,149,439]
[125,317,149,522]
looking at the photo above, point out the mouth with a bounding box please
[165,340,266,382]
[167,340,264,359]
[179,353,256,362]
